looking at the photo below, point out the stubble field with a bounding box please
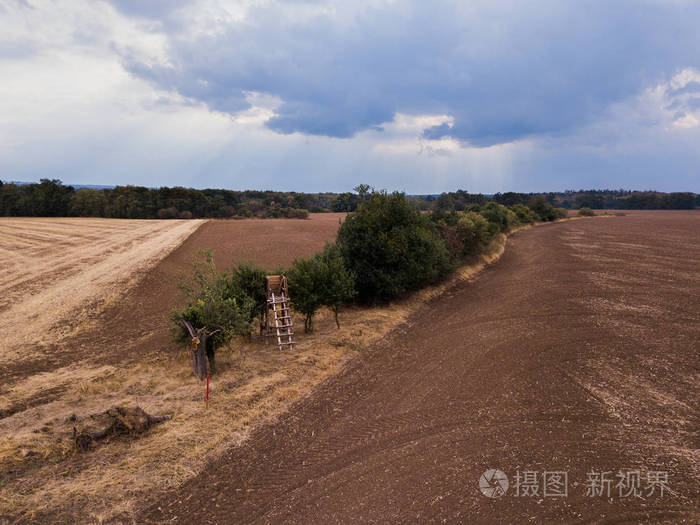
[0,218,204,373]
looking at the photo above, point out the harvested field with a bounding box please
[0,218,204,370]
[142,211,700,524]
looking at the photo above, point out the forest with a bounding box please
[0,179,696,218]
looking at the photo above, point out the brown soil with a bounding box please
[141,211,700,524]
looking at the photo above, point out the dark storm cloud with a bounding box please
[113,0,700,146]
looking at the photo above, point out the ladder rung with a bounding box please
[269,289,294,349]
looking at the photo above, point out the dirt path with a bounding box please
[143,212,699,524]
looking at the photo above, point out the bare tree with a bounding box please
[182,319,219,379]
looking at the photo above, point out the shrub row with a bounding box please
[173,192,569,372]
[289,192,566,321]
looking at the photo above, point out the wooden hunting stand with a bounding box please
[265,275,295,350]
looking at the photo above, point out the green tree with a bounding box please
[455,211,493,256]
[337,191,450,303]
[224,262,268,333]
[479,202,518,234]
[510,203,537,223]
[353,183,373,202]
[69,189,108,216]
[318,243,356,328]
[31,179,74,216]
[287,257,323,333]
[528,196,562,221]
[287,244,356,332]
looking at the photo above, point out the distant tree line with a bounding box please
[0,180,696,219]
[0,179,331,219]
[436,189,698,211]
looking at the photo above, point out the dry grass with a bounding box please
[0,231,513,523]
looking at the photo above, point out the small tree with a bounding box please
[224,262,268,333]
[528,196,560,221]
[172,250,254,377]
[479,202,518,235]
[287,257,323,333]
[353,183,373,202]
[287,244,356,332]
[455,211,492,256]
[318,244,356,328]
[510,203,537,223]
[578,207,595,216]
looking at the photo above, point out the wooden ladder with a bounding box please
[269,291,294,350]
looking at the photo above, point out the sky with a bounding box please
[0,0,699,193]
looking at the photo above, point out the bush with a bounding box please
[158,207,178,219]
[178,210,193,219]
[172,251,255,375]
[432,209,494,262]
[528,197,566,222]
[287,257,322,332]
[223,262,268,332]
[578,207,595,216]
[285,208,310,219]
[337,191,450,303]
[317,243,356,328]
[454,211,492,257]
[287,243,356,332]
[510,203,538,223]
[553,207,568,219]
[479,202,518,234]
